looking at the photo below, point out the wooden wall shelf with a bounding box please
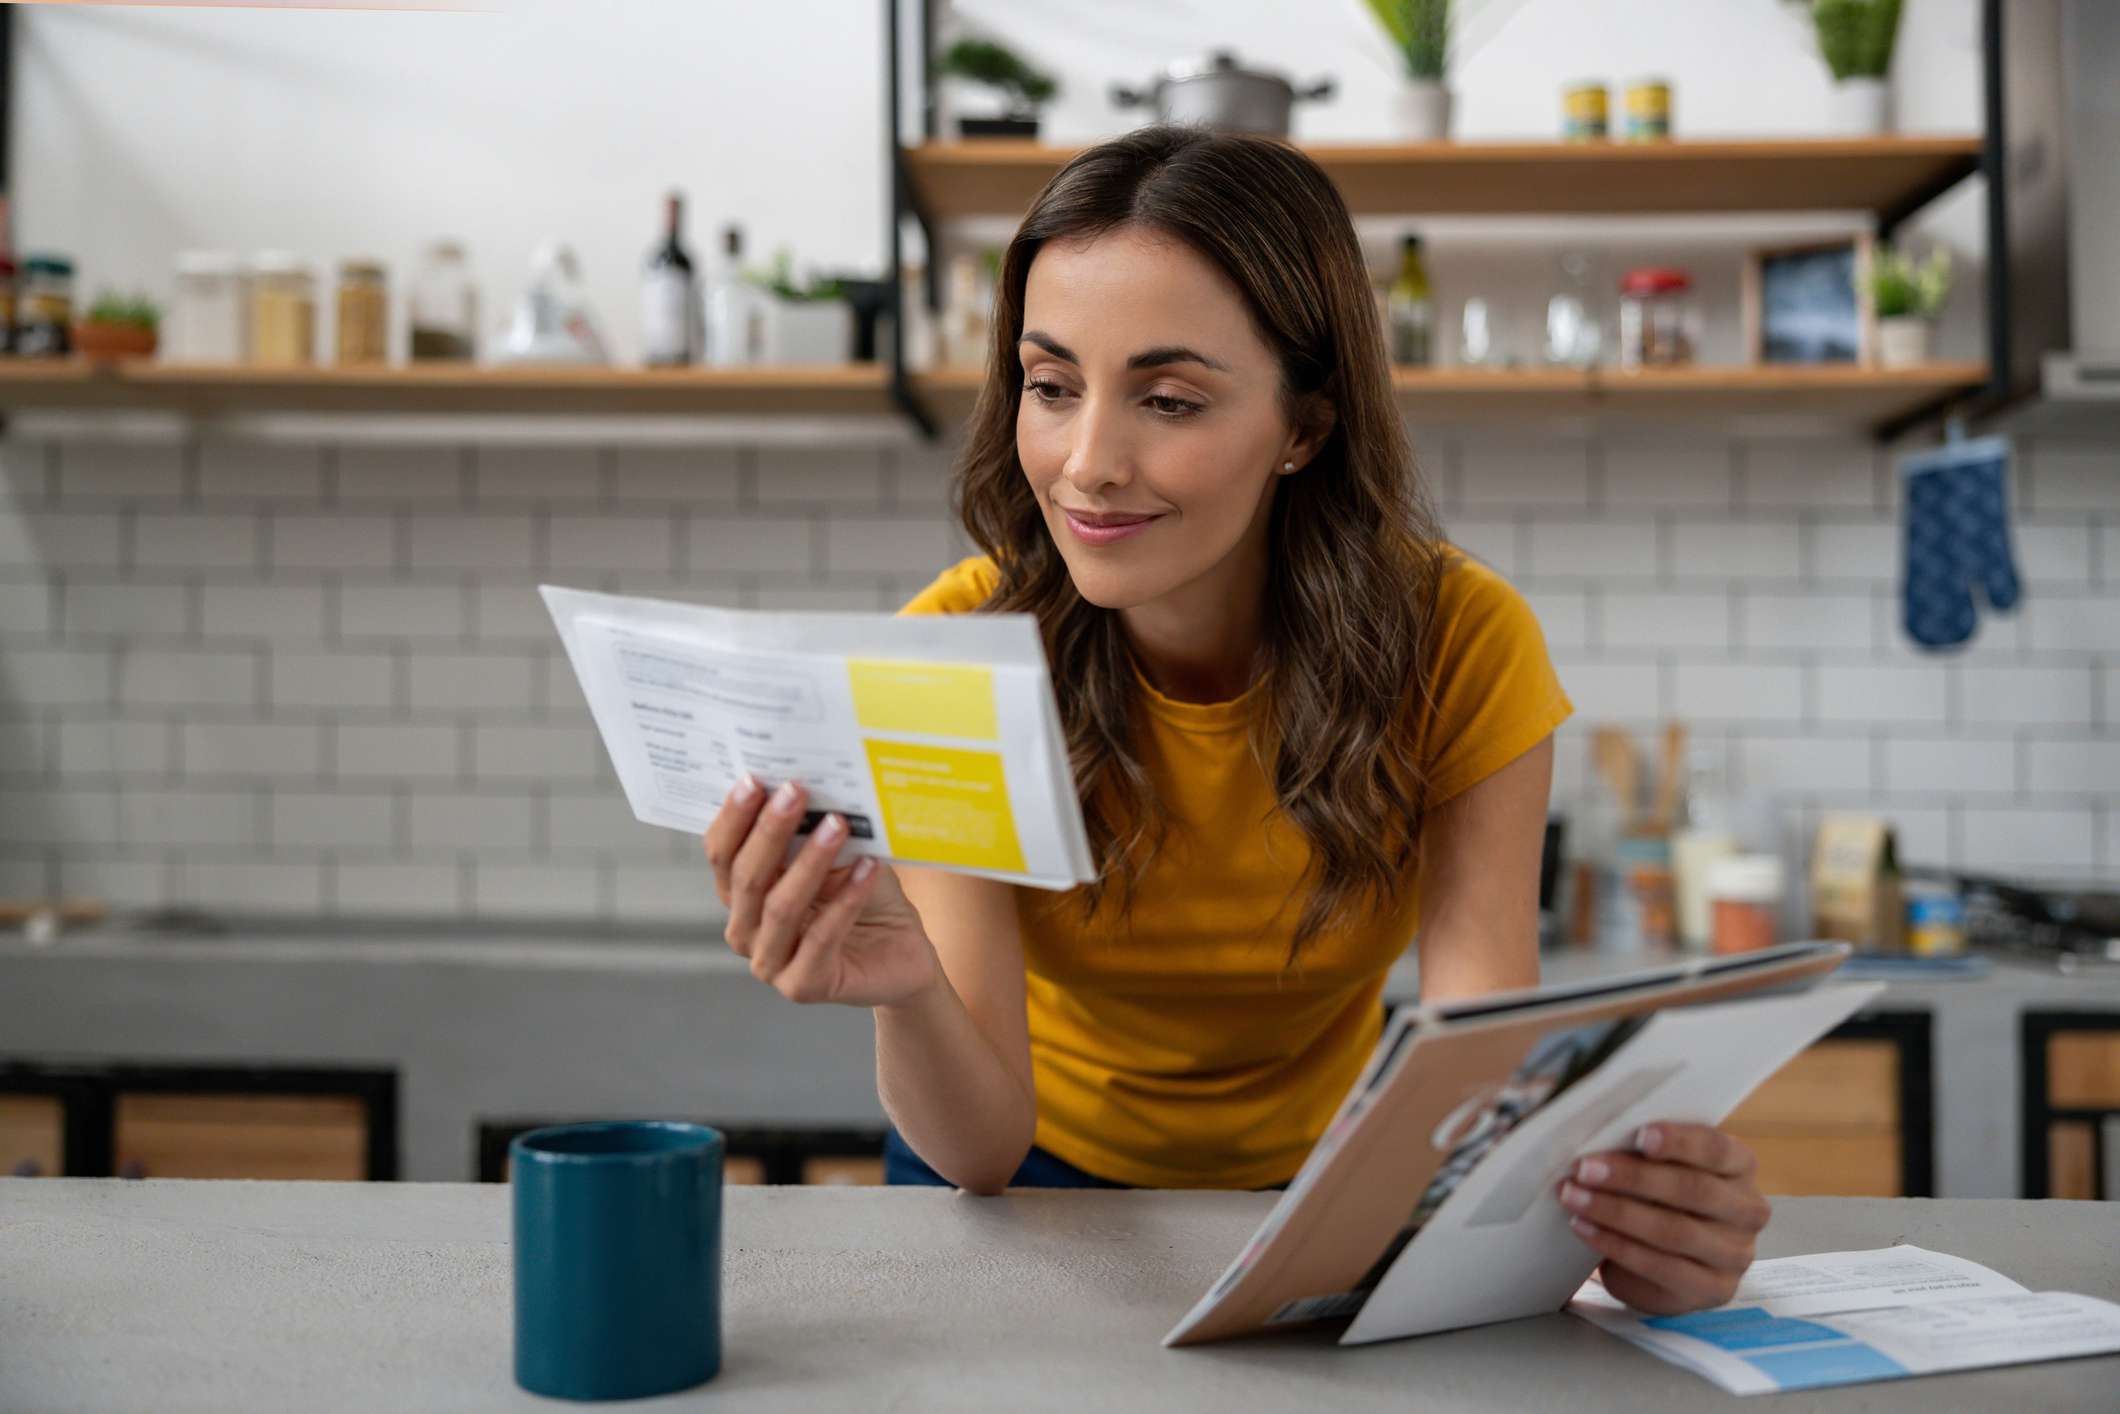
[904,137,1984,223]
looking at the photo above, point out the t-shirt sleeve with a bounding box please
[1417,555,1574,807]
[898,556,1000,617]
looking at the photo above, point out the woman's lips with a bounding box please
[1061,508,1162,546]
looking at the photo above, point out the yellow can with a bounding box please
[1623,78,1672,142]
[1562,81,1608,141]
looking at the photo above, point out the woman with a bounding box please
[704,126,1770,1316]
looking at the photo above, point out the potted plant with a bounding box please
[1865,243,1950,368]
[72,290,160,361]
[1809,0,1902,135]
[937,36,1058,140]
[1365,0,1454,141]
[750,249,852,365]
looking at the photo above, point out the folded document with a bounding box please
[542,585,1094,889]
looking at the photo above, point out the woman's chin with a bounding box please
[1058,551,1167,611]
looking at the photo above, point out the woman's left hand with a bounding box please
[1556,1122,1771,1315]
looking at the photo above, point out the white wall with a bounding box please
[20,0,1985,367]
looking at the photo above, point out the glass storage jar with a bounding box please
[249,253,316,366]
[169,251,247,363]
[1617,266,1696,370]
[409,240,477,361]
[16,255,76,358]
[335,259,389,365]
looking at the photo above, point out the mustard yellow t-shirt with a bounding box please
[901,551,1572,1189]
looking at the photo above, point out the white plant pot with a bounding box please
[760,298,852,366]
[1393,81,1454,142]
[1825,77,1890,136]
[1876,315,1933,369]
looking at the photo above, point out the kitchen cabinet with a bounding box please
[1,1093,64,1177]
[2021,1012,2120,1200]
[479,1121,882,1186]
[113,1093,369,1181]
[1721,1015,1932,1198]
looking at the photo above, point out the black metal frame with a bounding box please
[0,1060,399,1180]
[477,1119,885,1185]
[2019,1010,2120,1199]
[1831,1011,1936,1198]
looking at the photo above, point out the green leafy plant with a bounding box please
[1365,0,1452,81]
[1812,0,1902,80]
[1867,244,1951,319]
[937,37,1059,115]
[747,249,844,303]
[84,290,160,330]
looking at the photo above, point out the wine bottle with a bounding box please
[641,191,698,366]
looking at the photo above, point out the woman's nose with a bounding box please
[1060,395,1134,495]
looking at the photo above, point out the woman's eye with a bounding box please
[1146,394,1202,419]
[1022,379,1070,404]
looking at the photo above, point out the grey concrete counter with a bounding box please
[3,1182,2117,1412]
[4,929,2118,1189]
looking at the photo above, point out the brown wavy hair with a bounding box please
[954,125,1448,957]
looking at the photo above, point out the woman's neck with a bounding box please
[1118,513,1272,705]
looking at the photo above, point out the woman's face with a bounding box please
[1016,226,1319,612]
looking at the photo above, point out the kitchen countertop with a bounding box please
[2,1181,2116,1412]
[4,928,2117,1187]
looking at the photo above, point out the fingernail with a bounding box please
[812,814,845,847]
[1577,1157,1609,1185]
[1570,1217,1599,1240]
[852,857,876,882]
[1560,1182,1590,1211]
[770,781,801,815]
[1636,1126,1662,1156]
[730,773,761,805]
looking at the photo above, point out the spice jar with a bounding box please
[1622,77,1672,141]
[1561,81,1608,141]
[249,253,316,366]
[1709,855,1785,956]
[1617,267,1696,370]
[170,251,247,363]
[335,259,389,366]
[1904,881,1967,957]
[409,240,477,361]
[16,255,76,358]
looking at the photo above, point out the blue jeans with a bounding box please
[882,1127,1129,1189]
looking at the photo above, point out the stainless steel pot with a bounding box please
[1111,51,1334,137]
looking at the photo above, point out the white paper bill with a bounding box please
[542,584,1093,889]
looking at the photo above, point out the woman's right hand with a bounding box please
[704,775,942,1009]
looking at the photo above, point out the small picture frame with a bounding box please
[1742,235,1876,365]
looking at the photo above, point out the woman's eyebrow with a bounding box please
[1018,330,1230,373]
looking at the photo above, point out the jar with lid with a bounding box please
[1708,855,1785,955]
[16,255,76,358]
[249,253,316,366]
[335,259,389,366]
[169,251,247,363]
[409,240,477,361]
[1617,267,1696,370]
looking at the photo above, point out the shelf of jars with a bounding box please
[901,137,1985,223]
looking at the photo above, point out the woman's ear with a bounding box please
[1279,398,1338,474]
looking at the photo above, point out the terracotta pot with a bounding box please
[71,322,159,361]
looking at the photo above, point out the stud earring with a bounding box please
[1282,460,1295,471]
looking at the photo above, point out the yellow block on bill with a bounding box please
[864,740,1025,874]
[847,660,999,741]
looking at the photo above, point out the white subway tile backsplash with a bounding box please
[472,723,599,783]
[1526,521,1656,578]
[1741,593,1872,652]
[473,582,555,642]
[1442,516,1517,574]
[0,714,45,775]
[334,723,460,780]
[0,509,123,569]
[57,442,186,502]
[1737,736,1874,795]
[1740,440,1879,510]
[200,583,328,640]
[1599,592,1730,650]
[1960,666,2094,726]
[1672,663,1804,722]
[1806,519,1897,583]
[612,861,720,924]
[197,441,325,502]
[1520,589,1590,651]
[1599,439,1733,509]
[611,446,743,506]
[406,791,535,851]
[750,582,884,612]
[473,446,602,504]
[338,582,469,641]
[1672,519,1802,581]
[1811,664,1949,725]
[888,438,960,512]
[119,649,258,708]
[692,514,813,575]
[408,513,533,571]
[63,581,192,638]
[174,859,325,913]
[545,791,669,859]
[1550,659,1659,721]
[332,861,463,916]
[2,647,113,707]
[1882,735,2017,795]
[2013,524,2094,586]
[1458,440,1592,509]
[2025,592,2120,654]
[134,512,263,571]
[55,719,172,778]
[824,517,953,576]
[270,649,396,711]
[335,444,466,504]
[0,789,120,846]
[2105,667,2120,727]
[547,514,676,574]
[269,788,396,851]
[473,861,599,916]
[272,512,397,571]
[2027,441,2120,513]
[1958,807,2099,875]
[182,721,324,779]
[2097,524,2117,586]
[121,788,261,847]
[407,651,537,713]
[754,446,887,506]
[2023,739,2120,798]
[55,851,167,907]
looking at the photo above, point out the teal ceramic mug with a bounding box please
[511,1121,723,1401]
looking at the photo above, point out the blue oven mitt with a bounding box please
[1900,437,2020,650]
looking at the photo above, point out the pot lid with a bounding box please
[1161,50,1293,87]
